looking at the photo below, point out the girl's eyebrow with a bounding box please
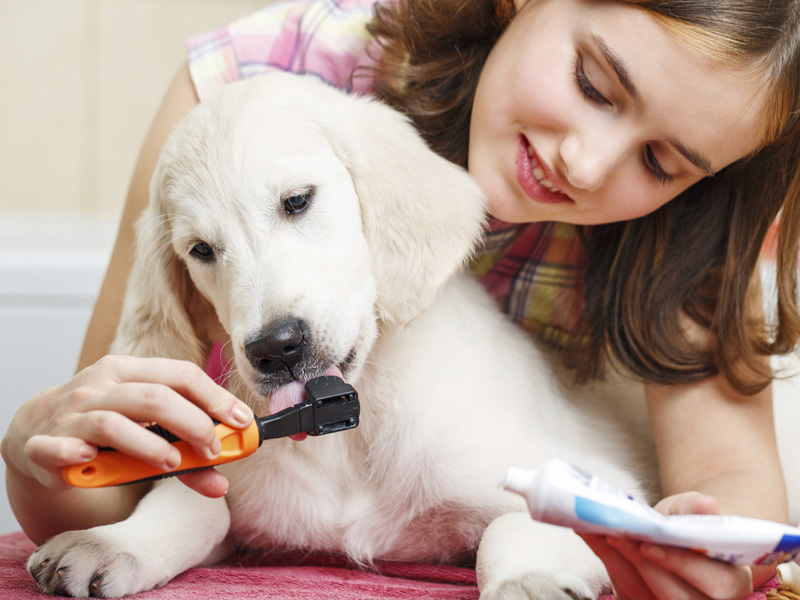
[591,33,716,177]
[670,140,716,177]
[591,34,641,104]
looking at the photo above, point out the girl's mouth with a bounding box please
[516,136,573,204]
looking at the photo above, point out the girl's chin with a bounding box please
[485,200,541,224]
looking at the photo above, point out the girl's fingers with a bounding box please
[61,409,185,471]
[25,388,211,474]
[78,381,224,460]
[63,356,253,459]
[8,356,253,492]
[25,435,96,469]
[23,435,98,489]
[579,534,657,600]
[583,532,750,600]
[608,537,712,600]
[646,492,753,598]
[26,428,231,496]
[654,492,720,517]
[90,356,253,429]
[177,469,229,498]
[639,543,754,600]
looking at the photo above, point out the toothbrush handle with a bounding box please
[62,421,261,488]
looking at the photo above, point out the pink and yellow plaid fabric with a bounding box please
[473,219,585,346]
[187,0,590,347]
[187,0,379,101]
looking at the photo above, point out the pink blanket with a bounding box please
[1,531,780,599]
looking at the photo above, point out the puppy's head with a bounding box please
[118,73,487,413]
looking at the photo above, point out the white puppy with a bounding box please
[27,72,799,599]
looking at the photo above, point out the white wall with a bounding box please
[0,216,114,534]
[0,0,264,216]
[0,0,274,538]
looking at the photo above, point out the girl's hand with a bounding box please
[580,492,757,600]
[1,355,253,497]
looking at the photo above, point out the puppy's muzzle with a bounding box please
[245,317,309,377]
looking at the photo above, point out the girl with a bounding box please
[3,1,799,598]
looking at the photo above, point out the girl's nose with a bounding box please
[559,129,627,192]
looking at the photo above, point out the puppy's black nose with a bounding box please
[245,318,307,376]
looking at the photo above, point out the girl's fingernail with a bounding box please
[232,404,252,426]
[80,445,96,460]
[641,543,666,561]
[166,448,182,470]
[209,437,222,458]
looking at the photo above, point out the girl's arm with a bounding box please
[1,64,253,545]
[647,274,787,521]
[583,374,785,600]
[78,62,199,370]
[584,270,786,599]
[646,375,786,523]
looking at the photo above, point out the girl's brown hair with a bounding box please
[364,0,800,395]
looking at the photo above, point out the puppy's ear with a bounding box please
[329,97,487,325]
[110,162,213,366]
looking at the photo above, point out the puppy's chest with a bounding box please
[218,435,479,560]
[219,438,380,543]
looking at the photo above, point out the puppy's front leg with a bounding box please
[476,512,610,600]
[28,479,230,598]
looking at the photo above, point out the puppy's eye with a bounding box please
[283,188,314,215]
[190,242,215,262]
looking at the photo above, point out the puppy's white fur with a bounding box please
[28,73,800,599]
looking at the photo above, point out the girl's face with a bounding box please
[469,0,768,225]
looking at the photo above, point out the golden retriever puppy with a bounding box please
[32,72,797,599]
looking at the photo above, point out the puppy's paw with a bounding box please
[480,569,595,600]
[477,513,608,600]
[27,530,158,598]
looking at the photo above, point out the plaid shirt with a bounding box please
[473,220,585,346]
[188,0,588,346]
[187,0,379,100]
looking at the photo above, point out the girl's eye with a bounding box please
[190,241,215,262]
[283,188,314,214]
[644,145,674,185]
[574,56,610,107]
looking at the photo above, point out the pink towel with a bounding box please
[2,531,780,598]
[2,532,477,599]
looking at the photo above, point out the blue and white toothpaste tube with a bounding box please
[504,457,800,566]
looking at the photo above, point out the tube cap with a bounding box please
[503,466,537,496]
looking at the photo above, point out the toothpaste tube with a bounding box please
[504,457,800,566]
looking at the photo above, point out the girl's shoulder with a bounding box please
[187,0,383,101]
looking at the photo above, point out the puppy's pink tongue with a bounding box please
[268,366,344,441]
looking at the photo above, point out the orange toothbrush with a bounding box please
[63,376,359,488]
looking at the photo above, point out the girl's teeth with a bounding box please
[526,139,562,193]
[530,155,559,191]
[539,178,558,192]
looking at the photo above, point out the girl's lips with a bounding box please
[516,136,574,205]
